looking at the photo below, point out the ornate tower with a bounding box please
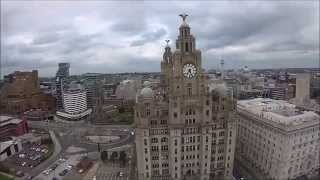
[135,14,237,180]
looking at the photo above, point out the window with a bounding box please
[144,139,147,145]
[185,42,189,52]
[188,88,192,96]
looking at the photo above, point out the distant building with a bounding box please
[0,116,29,139]
[83,73,102,108]
[56,83,91,121]
[103,83,118,98]
[0,137,22,161]
[55,63,70,110]
[23,109,53,121]
[115,79,141,101]
[0,70,55,114]
[295,73,311,103]
[236,98,320,180]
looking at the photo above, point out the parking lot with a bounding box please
[5,142,53,177]
[34,153,83,180]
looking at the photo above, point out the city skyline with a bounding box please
[1,1,319,77]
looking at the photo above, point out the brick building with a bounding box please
[0,116,29,139]
[0,70,55,115]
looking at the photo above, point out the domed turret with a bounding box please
[143,81,151,87]
[208,82,228,96]
[140,87,154,98]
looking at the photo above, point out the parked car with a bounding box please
[16,170,25,177]
[21,162,27,167]
[66,164,73,170]
[19,153,26,158]
[58,169,68,176]
[51,164,59,170]
[25,175,34,180]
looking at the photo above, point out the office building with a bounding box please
[0,116,29,139]
[295,73,310,103]
[135,15,237,180]
[55,63,70,110]
[56,83,92,121]
[0,70,55,114]
[236,98,320,180]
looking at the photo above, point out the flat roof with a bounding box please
[0,116,23,126]
[237,98,319,126]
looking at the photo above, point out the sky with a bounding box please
[1,0,319,77]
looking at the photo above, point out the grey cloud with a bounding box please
[130,28,167,46]
[1,1,319,77]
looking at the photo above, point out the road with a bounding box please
[26,120,135,180]
[28,120,132,130]
[35,153,82,180]
[96,162,130,180]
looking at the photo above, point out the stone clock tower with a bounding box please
[135,14,237,180]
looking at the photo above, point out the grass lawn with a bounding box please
[0,173,14,180]
[111,111,134,124]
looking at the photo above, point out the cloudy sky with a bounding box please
[1,0,319,77]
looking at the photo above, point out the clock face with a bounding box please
[183,63,197,78]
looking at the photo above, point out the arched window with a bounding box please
[185,42,189,52]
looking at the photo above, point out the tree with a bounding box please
[100,151,108,162]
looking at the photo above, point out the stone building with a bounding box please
[135,15,237,180]
[236,98,320,180]
[0,70,55,115]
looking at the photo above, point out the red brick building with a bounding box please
[0,116,29,139]
[0,70,56,115]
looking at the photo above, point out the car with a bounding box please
[58,169,68,176]
[58,158,66,163]
[19,153,26,158]
[25,175,34,180]
[21,162,27,167]
[42,169,52,175]
[16,170,25,177]
[51,164,59,170]
[36,148,41,152]
[118,171,124,177]
[78,169,84,174]
[92,176,96,180]
[66,164,73,170]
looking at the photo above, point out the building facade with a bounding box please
[0,70,55,114]
[55,62,70,110]
[236,98,320,180]
[0,116,29,139]
[135,15,237,180]
[56,83,92,121]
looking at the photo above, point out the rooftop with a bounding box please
[237,98,319,126]
[0,115,24,126]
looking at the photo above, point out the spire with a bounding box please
[163,40,172,63]
[176,13,195,53]
[165,39,170,47]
